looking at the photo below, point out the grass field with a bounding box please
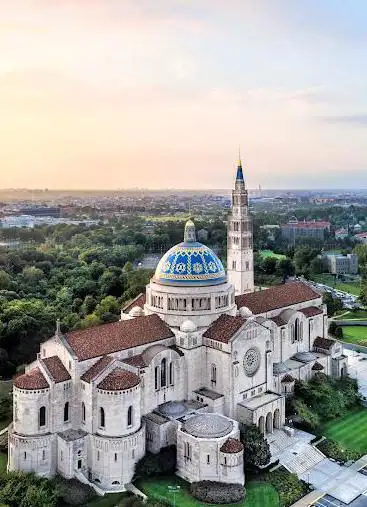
[260,250,286,260]
[323,406,367,453]
[138,476,279,507]
[86,492,128,507]
[313,274,361,296]
[341,326,367,345]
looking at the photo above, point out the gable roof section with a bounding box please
[122,354,147,369]
[299,306,324,318]
[270,315,288,327]
[66,314,174,361]
[313,336,336,350]
[42,356,71,383]
[122,293,146,314]
[203,314,245,344]
[235,282,320,315]
[80,355,113,383]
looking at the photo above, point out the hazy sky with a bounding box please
[1,0,367,190]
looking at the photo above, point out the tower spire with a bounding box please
[236,149,244,182]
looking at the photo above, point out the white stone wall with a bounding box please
[13,387,51,436]
[176,419,244,485]
[8,431,56,478]
[89,425,145,489]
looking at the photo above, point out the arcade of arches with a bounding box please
[258,408,281,434]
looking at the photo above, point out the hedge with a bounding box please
[190,481,245,504]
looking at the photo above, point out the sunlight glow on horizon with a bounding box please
[1,0,367,190]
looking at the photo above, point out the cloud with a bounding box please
[320,115,367,126]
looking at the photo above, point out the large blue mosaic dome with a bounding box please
[154,220,226,286]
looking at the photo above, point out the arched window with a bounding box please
[161,358,167,387]
[294,318,299,342]
[211,364,217,385]
[64,402,69,422]
[42,450,46,461]
[39,406,46,427]
[99,407,105,428]
[154,366,159,390]
[127,406,133,427]
[169,362,174,385]
[82,402,86,423]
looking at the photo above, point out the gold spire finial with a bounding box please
[238,145,242,167]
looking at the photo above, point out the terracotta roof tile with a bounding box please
[97,368,140,391]
[203,314,245,344]
[281,374,295,383]
[312,361,324,371]
[65,314,174,361]
[122,293,146,313]
[236,282,320,315]
[299,306,324,318]
[220,438,244,454]
[270,315,288,327]
[14,367,49,390]
[80,356,113,383]
[122,354,147,368]
[313,336,336,350]
[43,356,71,383]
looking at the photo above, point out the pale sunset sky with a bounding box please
[1,0,367,190]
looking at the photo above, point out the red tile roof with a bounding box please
[122,355,147,368]
[220,438,244,454]
[80,356,113,383]
[14,367,49,390]
[43,356,71,383]
[312,361,324,371]
[270,315,288,327]
[65,314,174,361]
[281,374,295,383]
[313,336,335,350]
[97,368,140,391]
[122,293,146,313]
[236,282,320,315]
[299,306,323,318]
[203,314,245,344]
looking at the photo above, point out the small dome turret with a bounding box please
[129,306,144,318]
[180,320,197,333]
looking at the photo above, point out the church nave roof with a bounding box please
[235,281,320,315]
[65,314,174,361]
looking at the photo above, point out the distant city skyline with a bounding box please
[1,1,367,190]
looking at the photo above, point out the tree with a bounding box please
[240,424,270,469]
[323,292,343,316]
[0,271,10,291]
[276,257,294,281]
[360,282,367,306]
[134,446,176,480]
[263,257,277,275]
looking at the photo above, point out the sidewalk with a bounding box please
[289,490,324,507]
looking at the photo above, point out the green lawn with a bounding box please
[323,406,367,453]
[341,326,367,345]
[138,476,279,507]
[260,250,286,261]
[338,310,367,320]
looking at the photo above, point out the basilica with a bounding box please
[8,161,347,492]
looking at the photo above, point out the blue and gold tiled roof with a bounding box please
[154,220,226,286]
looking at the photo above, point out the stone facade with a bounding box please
[9,163,347,493]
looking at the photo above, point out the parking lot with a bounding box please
[312,493,367,507]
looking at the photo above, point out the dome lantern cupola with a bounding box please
[184,219,196,243]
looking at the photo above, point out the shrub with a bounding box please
[191,481,245,504]
[52,476,94,506]
[266,468,309,507]
[317,439,362,464]
[134,446,176,480]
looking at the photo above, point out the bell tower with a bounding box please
[227,155,254,295]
